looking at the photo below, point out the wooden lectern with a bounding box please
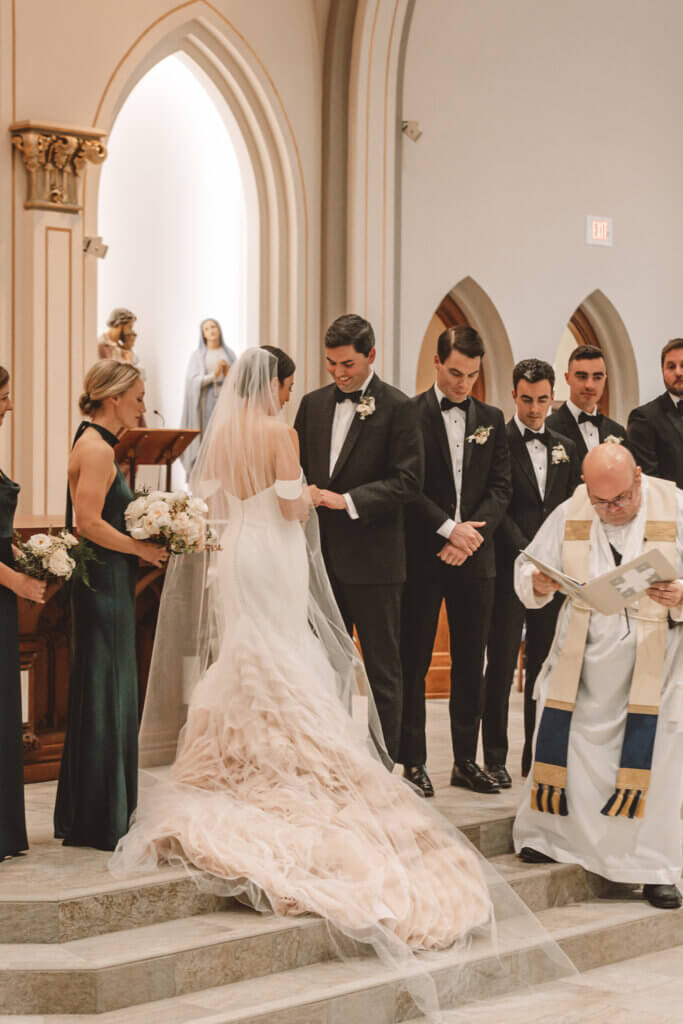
[114,428,199,491]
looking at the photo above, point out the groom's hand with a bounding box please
[316,489,347,511]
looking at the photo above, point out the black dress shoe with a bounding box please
[643,884,683,909]
[519,846,556,864]
[403,764,434,798]
[486,764,512,789]
[451,760,500,794]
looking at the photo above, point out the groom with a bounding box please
[294,314,423,760]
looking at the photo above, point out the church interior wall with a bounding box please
[399,0,683,407]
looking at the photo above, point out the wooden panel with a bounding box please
[426,601,450,698]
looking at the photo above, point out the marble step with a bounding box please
[1,895,682,1016]
[0,814,516,944]
[0,844,586,948]
[1,901,679,1019]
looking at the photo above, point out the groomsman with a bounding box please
[482,359,580,785]
[294,314,423,761]
[627,339,683,486]
[547,345,626,458]
[401,326,512,796]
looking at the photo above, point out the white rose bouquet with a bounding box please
[124,490,219,555]
[13,530,98,586]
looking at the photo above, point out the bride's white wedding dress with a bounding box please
[111,477,491,948]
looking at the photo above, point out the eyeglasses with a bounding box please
[588,485,637,511]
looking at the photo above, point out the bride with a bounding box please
[111,348,567,1014]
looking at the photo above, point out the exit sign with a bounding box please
[586,215,613,246]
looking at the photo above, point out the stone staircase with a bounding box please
[1,811,682,1021]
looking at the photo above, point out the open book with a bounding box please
[521,548,679,615]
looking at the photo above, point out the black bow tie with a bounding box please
[334,388,363,404]
[578,411,602,427]
[440,396,470,413]
[523,428,548,445]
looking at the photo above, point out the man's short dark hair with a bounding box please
[513,358,555,391]
[567,344,604,367]
[436,325,484,364]
[661,338,683,366]
[324,314,375,356]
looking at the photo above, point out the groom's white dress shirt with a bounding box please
[434,383,466,541]
[329,370,374,520]
[566,398,600,451]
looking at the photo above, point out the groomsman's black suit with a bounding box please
[400,389,512,767]
[294,373,423,759]
[482,420,581,774]
[546,402,626,462]
[627,393,683,487]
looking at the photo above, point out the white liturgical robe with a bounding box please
[513,476,683,884]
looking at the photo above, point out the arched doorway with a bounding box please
[97,55,246,467]
[553,290,639,422]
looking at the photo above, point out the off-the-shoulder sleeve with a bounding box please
[274,472,304,500]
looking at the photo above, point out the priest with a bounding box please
[513,443,683,909]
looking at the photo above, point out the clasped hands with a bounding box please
[437,521,486,566]
[308,485,346,511]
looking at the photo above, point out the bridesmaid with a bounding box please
[0,366,46,860]
[54,360,167,851]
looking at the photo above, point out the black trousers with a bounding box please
[482,575,562,772]
[328,575,404,762]
[400,572,495,766]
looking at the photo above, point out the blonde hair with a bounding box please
[79,359,141,415]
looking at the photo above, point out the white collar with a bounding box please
[514,414,545,438]
[567,398,598,422]
[667,392,682,409]
[433,382,467,412]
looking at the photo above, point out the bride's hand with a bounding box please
[307,485,322,507]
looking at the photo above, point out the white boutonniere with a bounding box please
[603,434,623,445]
[467,425,493,445]
[357,395,376,420]
[551,444,570,464]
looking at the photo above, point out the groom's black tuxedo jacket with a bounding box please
[546,401,627,463]
[405,390,511,581]
[495,420,581,573]
[294,374,423,585]
[627,392,683,488]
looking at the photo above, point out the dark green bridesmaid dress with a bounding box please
[0,470,29,859]
[54,422,138,851]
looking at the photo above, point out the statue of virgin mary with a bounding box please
[180,318,237,473]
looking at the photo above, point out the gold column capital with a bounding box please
[10,121,108,213]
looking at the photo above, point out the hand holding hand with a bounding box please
[532,570,562,596]
[315,489,347,511]
[307,485,322,507]
[136,541,170,568]
[647,579,683,608]
[437,542,468,567]
[449,521,486,555]
[13,573,47,603]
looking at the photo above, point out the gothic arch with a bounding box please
[415,277,514,413]
[564,290,639,423]
[81,5,314,384]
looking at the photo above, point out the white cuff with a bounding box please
[515,557,556,610]
[437,518,457,540]
[345,493,359,520]
[274,472,304,499]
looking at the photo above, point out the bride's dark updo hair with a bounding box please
[261,345,295,383]
[79,359,141,415]
[0,365,9,390]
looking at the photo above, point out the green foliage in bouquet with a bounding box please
[13,530,100,589]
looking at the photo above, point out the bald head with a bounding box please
[583,444,641,524]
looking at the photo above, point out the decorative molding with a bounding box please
[10,121,107,213]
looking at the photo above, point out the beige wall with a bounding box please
[399,0,682,408]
